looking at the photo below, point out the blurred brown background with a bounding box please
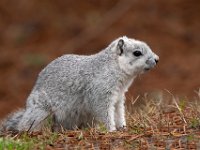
[0,0,199,118]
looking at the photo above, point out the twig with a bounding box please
[165,90,187,124]
[131,95,140,105]
[127,133,144,142]
[27,120,35,133]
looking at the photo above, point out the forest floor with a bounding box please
[1,91,200,149]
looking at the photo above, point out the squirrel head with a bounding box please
[111,36,159,76]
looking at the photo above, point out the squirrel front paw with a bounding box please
[117,125,127,131]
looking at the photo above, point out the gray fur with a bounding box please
[0,36,159,132]
[0,109,25,133]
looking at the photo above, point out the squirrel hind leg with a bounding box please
[17,108,50,132]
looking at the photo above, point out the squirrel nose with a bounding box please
[155,59,159,64]
[154,54,159,64]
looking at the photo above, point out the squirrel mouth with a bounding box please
[144,67,150,71]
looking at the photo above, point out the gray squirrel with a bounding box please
[0,36,159,133]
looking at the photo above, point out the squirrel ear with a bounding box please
[117,39,124,55]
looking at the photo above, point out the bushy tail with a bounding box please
[0,109,25,134]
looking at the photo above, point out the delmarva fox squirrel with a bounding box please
[0,36,159,133]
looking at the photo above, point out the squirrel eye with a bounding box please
[133,51,142,57]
